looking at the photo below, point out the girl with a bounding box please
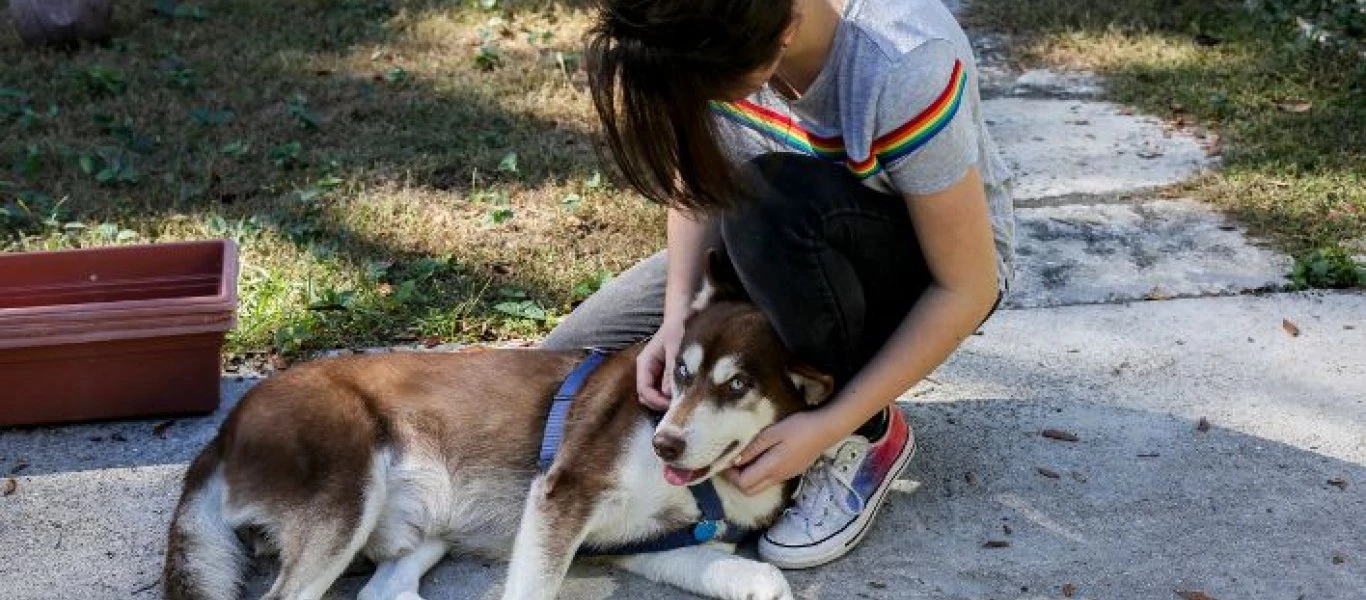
[545,0,1015,568]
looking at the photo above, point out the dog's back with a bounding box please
[164,349,582,600]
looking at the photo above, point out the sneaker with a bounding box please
[757,408,916,569]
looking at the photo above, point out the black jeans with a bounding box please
[545,153,937,386]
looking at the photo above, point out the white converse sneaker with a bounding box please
[758,408,915,569]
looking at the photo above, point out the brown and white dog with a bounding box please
[163,252,834,600]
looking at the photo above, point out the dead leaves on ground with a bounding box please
[1276,100,1313,114]
[1042,429,1080,442]
[152,420,175,438]
[1282,319,1301,337]
[1,477,15,496]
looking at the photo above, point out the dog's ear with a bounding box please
[690,248,748,311]
[786,361,835,406]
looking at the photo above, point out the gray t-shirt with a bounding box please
[710,0,1016,290]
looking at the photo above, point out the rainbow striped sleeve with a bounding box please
[866,59,968,169]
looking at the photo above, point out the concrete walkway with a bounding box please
[2,4,1363,600]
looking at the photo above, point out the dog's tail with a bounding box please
[164,438,245,600]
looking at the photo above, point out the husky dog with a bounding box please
[164,252,833,600]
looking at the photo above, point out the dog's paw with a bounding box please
[738,563,793,600]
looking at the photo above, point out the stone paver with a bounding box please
[986,98,1213,203]
[1008,199,1292,308]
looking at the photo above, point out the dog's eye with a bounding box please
[675,362,692,384]
[727,376,751,395]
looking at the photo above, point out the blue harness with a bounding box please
[538,348,754,555]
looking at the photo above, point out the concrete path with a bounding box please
[2,3,1363,600]
[3,294,1363,600]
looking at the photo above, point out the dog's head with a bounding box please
[652,250,834,486]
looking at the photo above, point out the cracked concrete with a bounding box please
[1008,199,1292,308]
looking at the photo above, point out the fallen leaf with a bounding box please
[1036,467,1061,479]
[983,540,1011,548]
[867,580,887,589]
[1146,287,1175,301]
[152,420,176,438]
[1197,417,1211,432]
[1282,319,1301,337]
[1063,583,1078,597]
[1,478,15,496]
[1003,523,1013,535]
[964,471,977,485]
[1332,553,1347,564]
[1327,477,1348,490]
[1042,429,1080,442]
[1176,591,1218,600]
[1276,100,1312,113]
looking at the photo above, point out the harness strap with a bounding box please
[538,348,610,471]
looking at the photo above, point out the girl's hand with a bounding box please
[636,319,685,411]
[725,411,841,496]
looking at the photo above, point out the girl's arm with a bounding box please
[636,209,718,410]
[730,167,999,493]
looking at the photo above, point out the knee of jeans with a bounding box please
[725,155,832,240]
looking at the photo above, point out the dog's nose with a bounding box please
[652,432,686,461]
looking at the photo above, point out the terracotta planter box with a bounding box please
[0,240,238,426]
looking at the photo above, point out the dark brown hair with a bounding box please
[586,0,795,213]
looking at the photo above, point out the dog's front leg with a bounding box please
[612,545,794,600]
[501,475,594,600]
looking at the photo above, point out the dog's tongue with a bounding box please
[662,465,708,486]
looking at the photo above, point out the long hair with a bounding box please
[586,0,795,213]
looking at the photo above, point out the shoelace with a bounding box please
[784,444,866,538]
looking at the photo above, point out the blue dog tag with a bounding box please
[692,520,724,542]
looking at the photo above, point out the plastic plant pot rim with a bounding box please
[0,239,239,348]
[0,240,238,314]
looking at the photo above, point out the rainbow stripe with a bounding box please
[864,59,968,171]
[709,100,846,160]
[711,59,967,180]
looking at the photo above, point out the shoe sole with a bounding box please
[760,436,918,570]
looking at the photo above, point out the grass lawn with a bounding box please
[967,0,1366,288]
[3,0,1362,362]
[1,0,664,360]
